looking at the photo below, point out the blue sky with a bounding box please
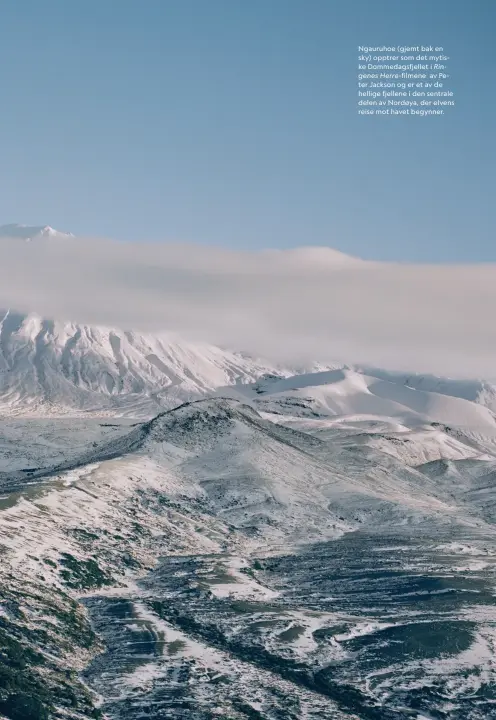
[0,0,494,261]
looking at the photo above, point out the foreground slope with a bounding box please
[1,398,496,719]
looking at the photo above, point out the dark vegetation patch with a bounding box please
[59,553,113,590]
[344,620,475,663]
[0,594,101,720]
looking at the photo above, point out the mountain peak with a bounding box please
[262,245,364,267]
[0,223,75,241]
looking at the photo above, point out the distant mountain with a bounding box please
[0,223,75,241]
[260,245,365,266]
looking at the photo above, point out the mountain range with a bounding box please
[1,306,496,425]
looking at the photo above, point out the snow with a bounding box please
[201,555,279,600]
[358,366,496,413]
[333,621,396,642]
[249,368,496,431]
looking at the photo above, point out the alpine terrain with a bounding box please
[1,228,496,720]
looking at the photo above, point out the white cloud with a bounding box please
[0,234,495,379]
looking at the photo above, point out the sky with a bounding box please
[0,0,494,262]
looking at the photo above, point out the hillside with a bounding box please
[1,396,495,718]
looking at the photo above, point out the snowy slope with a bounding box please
[1,396,496,717]
[2,308,495,476]
[246,368,496,431]
[0,397,471,538]
[223,368,496,469]
[357,366,496,413]
[140,399,471,536]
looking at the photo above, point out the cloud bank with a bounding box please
[1,234,495,379]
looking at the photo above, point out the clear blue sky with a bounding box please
[0,0,494,261]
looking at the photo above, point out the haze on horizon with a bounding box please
[1,226,495,381]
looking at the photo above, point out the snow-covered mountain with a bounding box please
[0,223,75,241]
[2,308,496,432]
[1,356,496,719]
[0,310,285,415]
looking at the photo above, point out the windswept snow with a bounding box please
[242,368,496,435]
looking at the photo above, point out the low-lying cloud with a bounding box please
[1,234,495,379]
